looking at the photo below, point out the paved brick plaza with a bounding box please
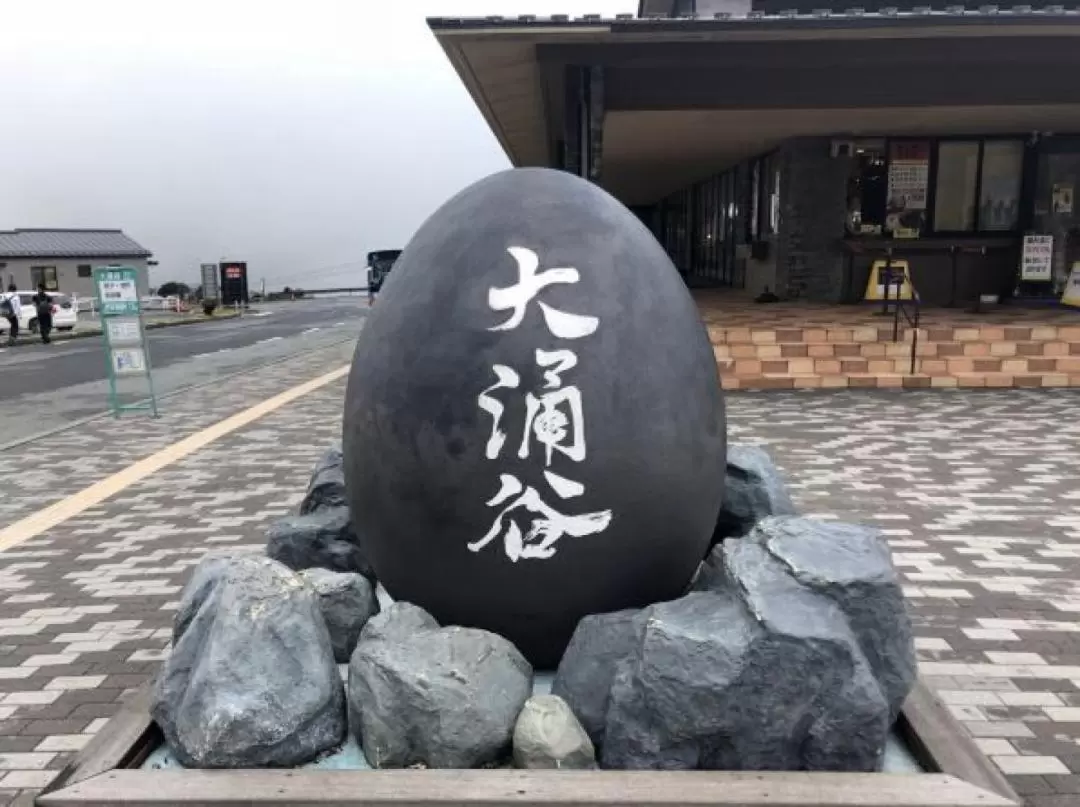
[1,349,1079,805]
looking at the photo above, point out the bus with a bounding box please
[366,250,402,293]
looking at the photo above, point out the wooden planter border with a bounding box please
[36,679,1020,807]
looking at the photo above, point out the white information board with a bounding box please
[1020,234,1054,282]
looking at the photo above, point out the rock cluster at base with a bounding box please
[348,604,533,769]
[300,568,380,663]
[152,554,346,768]
[266,510,372,578]
[711,444,797,542]
[512,695,596,769]
[554,514,915,772]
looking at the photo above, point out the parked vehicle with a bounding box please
[366,250,402,293]
[0,291,78,335]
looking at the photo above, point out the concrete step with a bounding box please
[721,371,1080,391]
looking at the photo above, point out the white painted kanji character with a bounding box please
[467,474,612,562]
[488,247,598,339]
[518,349,585,466]
[477,364,520,460]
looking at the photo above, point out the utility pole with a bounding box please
[261,277,266,298]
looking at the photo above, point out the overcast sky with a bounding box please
[0,1,633,289]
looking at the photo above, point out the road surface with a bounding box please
[0,298,368,445]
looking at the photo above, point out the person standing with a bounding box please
[1,284,20,346]
[31,283,53,344]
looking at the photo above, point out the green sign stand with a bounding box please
[93,266,159,418]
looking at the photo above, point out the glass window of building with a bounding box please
[846,140,887,234]
[978,140,1023,231]
[933,141,981,232]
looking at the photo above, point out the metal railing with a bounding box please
[880,259,921,376]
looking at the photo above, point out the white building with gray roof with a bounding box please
[0,228,153,300]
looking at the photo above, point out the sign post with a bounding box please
[93,266,159,418]
[200,263,220,305]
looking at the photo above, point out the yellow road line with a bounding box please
[0,364,350,554]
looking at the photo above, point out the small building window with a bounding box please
[77,264,92,278]
[30,266,59,291]
[933,141,981,232]
[978,140,1024,231]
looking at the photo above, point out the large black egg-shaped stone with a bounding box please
[343,168,725,668]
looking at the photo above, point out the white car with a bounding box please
[0,292,78,336]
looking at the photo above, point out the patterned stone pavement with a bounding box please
[1,379,1079,805]
[0,338,355,527]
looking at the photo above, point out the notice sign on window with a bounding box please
[886,141,929,236]
[1021,234,1054,282]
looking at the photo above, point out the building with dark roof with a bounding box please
[428,2,1080,306]
[0,229,153,299]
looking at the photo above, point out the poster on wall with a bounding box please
[1020,234,1054,282]
[885,141,929,236]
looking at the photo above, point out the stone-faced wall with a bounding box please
[774,137,852,302]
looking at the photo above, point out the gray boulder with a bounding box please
[300,444,348,515]
[348,625,532,768]
[171,550,234,644]
[300,568,380,663]
[358,601,439,645]
[551,609,643,745]
[601,543,889,772]
[266,507,374,580]
[712,445,796,541]
[152,555,346,768]
[513,694,596,769]
[752,516,916,720]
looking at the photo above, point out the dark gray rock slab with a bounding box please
[300,568,380,664]
[550,608,643,745]
[343,167,725,667]
[152,555,346,768]
[348,625,532,768]
[601,541,889,772]
[300,444,348,515]
[712,445,796,541]
[752,515,916,720]
[513,694,596,769]
[358,601,439,646]
[266,507,374,580]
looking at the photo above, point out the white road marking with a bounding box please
[333,322,346,327]
[257,337,283,344]
[301,327,321,335]
[252,311,273,318]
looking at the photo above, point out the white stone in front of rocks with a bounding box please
[512,694,595,770]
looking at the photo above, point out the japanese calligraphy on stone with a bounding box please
[469,246,612,562]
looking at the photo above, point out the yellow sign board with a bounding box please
[1062,263,1080,308]
[864,259,916,302]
